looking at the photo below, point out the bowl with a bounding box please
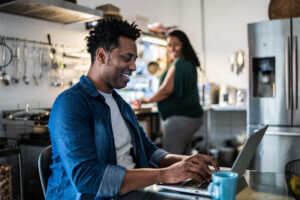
[285,159,300,200]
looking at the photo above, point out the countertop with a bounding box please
[119,171,294,200]
[203,104,247,111]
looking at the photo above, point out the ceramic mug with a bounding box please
[208,171,238,200]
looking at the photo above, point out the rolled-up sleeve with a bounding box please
[149,149,169,168]
[97,164,126,197]
[135,123,169,168]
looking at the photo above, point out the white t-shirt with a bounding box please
[98,91,135,169]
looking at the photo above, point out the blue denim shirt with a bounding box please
[46,75,168,200]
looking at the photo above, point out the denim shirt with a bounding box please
[46,75,168,200]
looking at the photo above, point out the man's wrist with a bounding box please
[160,154,186,167]
[158,168,167,184]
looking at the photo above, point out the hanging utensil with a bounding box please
[38,45,43,79]
[23,43,30,84]
[11,40,20,83]
[47,34,57,69]
[0,37,13,86]
[0,36,13,68]
[32,46,39,86]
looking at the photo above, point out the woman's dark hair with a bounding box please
[168,30,201,70]
[86,18,141,64]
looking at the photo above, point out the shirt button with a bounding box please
[107,115,109,118]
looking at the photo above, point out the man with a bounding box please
[47,18,218,200]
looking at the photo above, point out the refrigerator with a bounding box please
[248,17,300,173]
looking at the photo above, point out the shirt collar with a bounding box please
[79,75,123,105]
[79,75,104,101]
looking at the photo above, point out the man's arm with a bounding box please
[119,153,219,193]
[159,153,187,167]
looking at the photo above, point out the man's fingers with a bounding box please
[189,156,213,173]
[202,155,219,171]
[189,172,205,183]
[190,154,219,171]
[184,162,211,182]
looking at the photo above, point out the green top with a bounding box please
[157,57,203,120]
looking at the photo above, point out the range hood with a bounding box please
[0,0,103,24]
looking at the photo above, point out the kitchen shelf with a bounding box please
[0,0,103,24]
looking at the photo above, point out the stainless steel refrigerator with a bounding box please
[248,17,300,173]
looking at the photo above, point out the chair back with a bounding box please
[38,145,52,198]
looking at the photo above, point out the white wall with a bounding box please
[181,0,203,62]
[203,0,271,89]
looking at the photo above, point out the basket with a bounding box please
[269,0,300,20]
[0,163,12,200]
[285,159,300,200]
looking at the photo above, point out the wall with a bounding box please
[203,0,271,89]
[180,0,205,84]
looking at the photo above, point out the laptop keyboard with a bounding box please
[182,179,209,189]
[178,170,227,189]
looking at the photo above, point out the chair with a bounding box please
[38,145,52,198]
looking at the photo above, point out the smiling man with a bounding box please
[47,19,218,200]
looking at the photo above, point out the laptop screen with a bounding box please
[231,126,268,176]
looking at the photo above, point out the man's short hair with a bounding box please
[86,18,141,64]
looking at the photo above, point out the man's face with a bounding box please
[102,36,138,90]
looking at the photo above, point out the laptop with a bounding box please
[155,125,268,196]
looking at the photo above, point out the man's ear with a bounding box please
[95,48,107,64]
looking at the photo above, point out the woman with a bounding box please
[138,30,203,155]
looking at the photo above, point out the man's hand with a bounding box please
[120,154,218,193]
[161,154,219,184]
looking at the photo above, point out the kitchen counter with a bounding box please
[203,104,247,111]
[119,171,294,200]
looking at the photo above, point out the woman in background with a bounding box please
[138,30,203,155]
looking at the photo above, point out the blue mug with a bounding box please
[208,171,238,200]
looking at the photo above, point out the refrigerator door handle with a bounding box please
[286,36,291,110]
[266,131,300,137]
[293,36,298,109]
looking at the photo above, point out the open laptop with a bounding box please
[155,125,268,196]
